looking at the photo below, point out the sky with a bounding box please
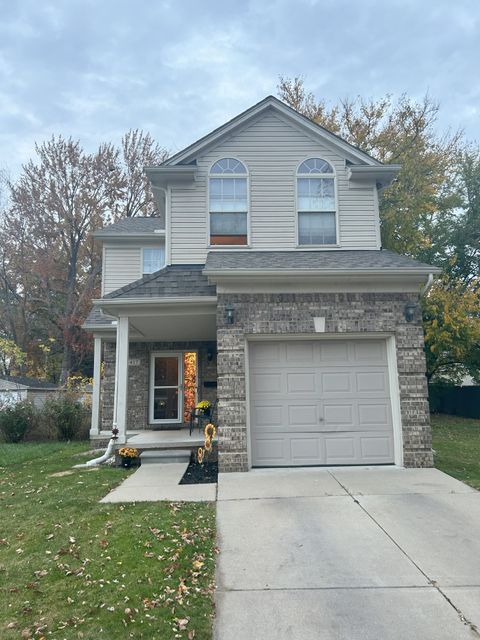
[1,0,479,178]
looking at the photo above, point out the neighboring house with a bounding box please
[84,95,441,472]
[0,375,58,408]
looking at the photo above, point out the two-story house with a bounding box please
[84,96,440,472]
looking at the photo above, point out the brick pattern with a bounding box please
[216,292,433,472]
[101,341,217,431]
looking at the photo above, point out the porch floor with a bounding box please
[123,429,210,450]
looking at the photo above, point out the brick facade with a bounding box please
[101,341,217,431]
[216,292,433,472]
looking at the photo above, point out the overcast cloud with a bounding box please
[1,0,479,176]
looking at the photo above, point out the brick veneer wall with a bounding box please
[216,292,433,473]
[101,341,217,431]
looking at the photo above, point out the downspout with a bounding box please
[73,438,116,468]
[420,273,434,297]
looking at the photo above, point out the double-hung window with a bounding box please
[209,158,248,245]
[297,158,337,245]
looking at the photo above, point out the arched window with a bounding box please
[297,158,337,245]
[209,158,248,245]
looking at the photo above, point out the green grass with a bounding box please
[0,442,216,639]
[432,413,480,490]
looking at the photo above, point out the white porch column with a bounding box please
[113,316,129,443]
[89,337,102,437]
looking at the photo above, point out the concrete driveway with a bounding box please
[215,468,480,640]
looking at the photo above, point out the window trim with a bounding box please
[141,245,166,276]
[207,156,251,248]
[295,157,340,248]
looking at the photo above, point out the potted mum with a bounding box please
[118,447,139,468]
[196,399,212,417]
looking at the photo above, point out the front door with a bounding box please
[150,353,183,424]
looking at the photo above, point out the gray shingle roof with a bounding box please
[83,307,116,328]
[204,250,441,273]
[104,264,216,299]
[94,217,164,236]
[0,375,58,389]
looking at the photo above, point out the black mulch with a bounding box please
[179,459,218,484]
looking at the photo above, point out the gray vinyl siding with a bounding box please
[102,240,166,294]
[169,110,379,264]
[103,246,142,294]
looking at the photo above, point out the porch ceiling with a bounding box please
[95,298,217,341]
[129,312,216,341]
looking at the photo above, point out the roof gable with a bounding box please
[163,96,381,168]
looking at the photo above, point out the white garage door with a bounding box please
[249,339,395,466]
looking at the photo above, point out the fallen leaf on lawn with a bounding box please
[192,560,204,570]
[68,537,76,544]
[34,570,48,578]
[46,534,54,540]
[6,621,17,629]
[175,618,189,630]
[188,631,196,639]
[16,548,24,554]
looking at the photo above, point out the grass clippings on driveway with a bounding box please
[0,442,216,639]
[431,413,480,490]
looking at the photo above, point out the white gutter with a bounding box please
[93,296,217,307]
[204,268,441,278]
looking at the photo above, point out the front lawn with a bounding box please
[431,413,480,490]
[0,442,216,639]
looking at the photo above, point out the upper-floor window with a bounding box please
[143,246,165,274]
[209,158,248,245]
[297,158,337,245]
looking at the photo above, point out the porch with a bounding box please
[88,295,218,444]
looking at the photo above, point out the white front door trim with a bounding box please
[245,333,404,469]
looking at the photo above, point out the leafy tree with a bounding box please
[0,336,26,376]
[423,277,480,383]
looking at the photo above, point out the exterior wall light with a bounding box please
[225,305,235,325]
[404,302,418,323]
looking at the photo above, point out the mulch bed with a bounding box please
[179,459,218,484]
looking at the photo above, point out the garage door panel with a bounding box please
[251,342,283,365]
[254,438,285,463]
[319,342,350,362]
[253,405,284,428]
[287,372,316,393]
[290,437,321,462]
[288,404,318,427]
[322,403,354,427]
[252,372,283,393]
[358,402,392,427]
[360,436,392,460]
[321,371,352,393]
[353,340,386,362]
[356,371,388,393]
[285,342,315,363]
[250,340,395,467]
[324,436,356,462]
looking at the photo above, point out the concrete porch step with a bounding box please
[140,449,192,464]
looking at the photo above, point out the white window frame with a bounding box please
[141,245,166,276]
[207,156,250,249]
[295,157,339,248]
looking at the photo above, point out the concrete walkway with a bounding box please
[100,461,216,502]
[215,467,480,640]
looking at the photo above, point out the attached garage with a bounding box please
[249,338,398,467]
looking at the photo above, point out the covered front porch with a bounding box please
[88,294,218,446]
